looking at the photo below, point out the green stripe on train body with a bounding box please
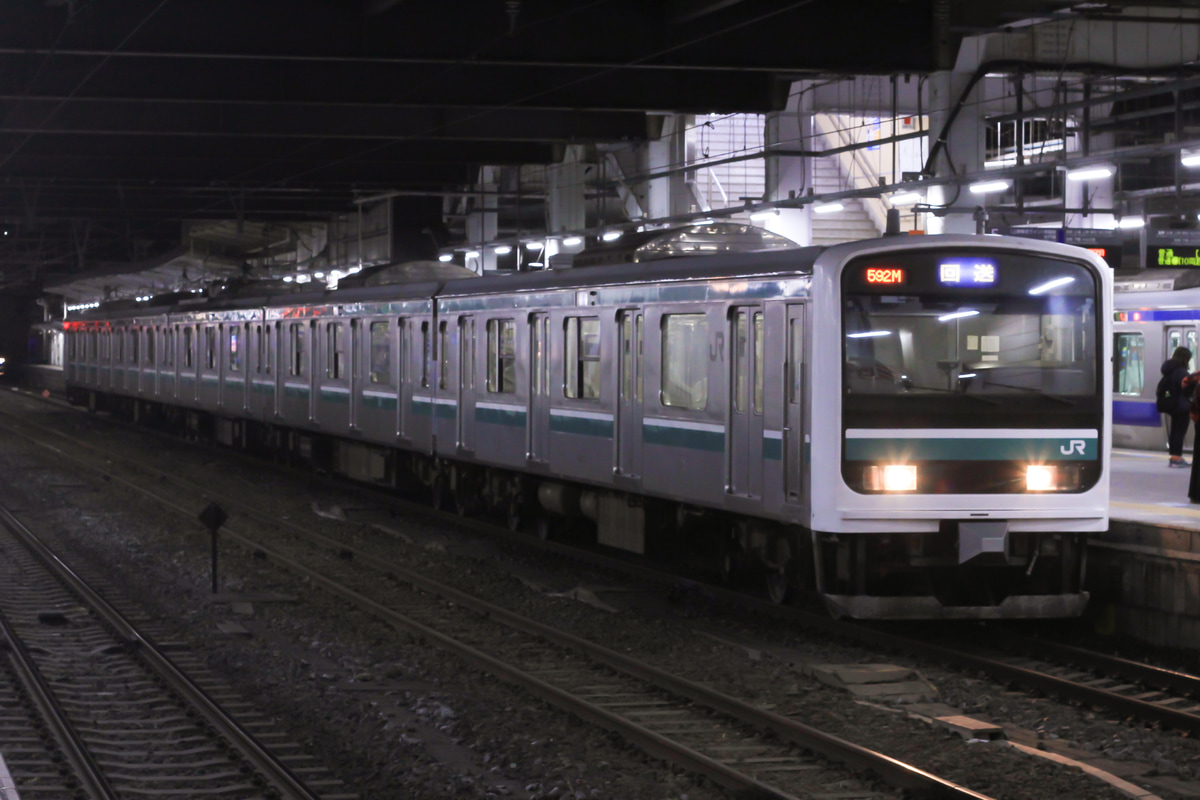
[643,422,723,453]
[843,437,1098,461]
[550,413,613,438]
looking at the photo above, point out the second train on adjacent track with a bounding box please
[62,230,1112,619]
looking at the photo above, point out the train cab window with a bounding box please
[438,321,450,390]
[1114,332,1145,396]
[486,319,516,393]
[370,321,390,384]
[184,327,194,368]
[661,314,708,410]
[204,327,217,369]
[326,323,345,380]
[564,316,601,400]
[421,321,431,388]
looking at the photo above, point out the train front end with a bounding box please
[809,235,1111,619]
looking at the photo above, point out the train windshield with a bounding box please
[842,250,1100,426]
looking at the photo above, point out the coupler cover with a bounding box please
[958,521,1009,565]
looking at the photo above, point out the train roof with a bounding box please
[1114,269,1200,310]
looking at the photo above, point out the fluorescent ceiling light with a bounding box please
[1029,276,1076,295]
[528,262,544,267]
[282,276,294,282]
[749,209,779,220]
[889,192,923,205]
[1066,165,1113,181]
[465,250,480,258]
[602,230,623,242]
[438,253,453,262]
[1117,217,1145,229]
[1183,153,1200,167]
[314,272,325,278]
[494,245,512,255]
[813,202,844,214]
[525,241,545,250]
[969,180,1010,194]
[847,330,891,338]
[562,236,583,247]
[938,309,980,322]
[693,218,715,225]
[958,373,977,379]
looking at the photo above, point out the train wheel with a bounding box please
[765,566,788,605]
[430,474,448,512]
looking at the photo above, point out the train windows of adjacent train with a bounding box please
[1114,332,1145,395]
[145,328,154,365]
[370,321,390,384]
[257,324,272,374]
[789,319,803,403]
[421,321,431,388]
[486,319,516,393]
[129,329,139,364]
[733,311,749,412]
[661,314,708,410]
[753,312,764,414]
[532,316,548,396]
[327,323,345,380]
[564,317,601,400]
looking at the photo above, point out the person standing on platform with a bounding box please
[1187,369,1200,501]
[1160,346,1194,467]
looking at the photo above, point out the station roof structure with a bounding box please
[0,0,1137,301]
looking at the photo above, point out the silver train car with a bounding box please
[63,231,1112,619]
[1113,270,1200,451]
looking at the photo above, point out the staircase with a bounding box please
[809,158,882,246]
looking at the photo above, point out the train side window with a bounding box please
[228,326,241,372]
[289,323,305,376]
[486,319,516,394]
[421,321,431,388]
[146,328,155,365]
[661,313,708,410]
[115,329,125,363]
[370,321,391,384]
[789,318,802,403]
[397,319,407,384]
[326,322,345,380]
[205,327,216,369]
[129,328,139,364]
[564,316,600,400]
[164,328,174,367]
[438,321,450,390]
[1114,332,1145,396]
[184,327,194,368]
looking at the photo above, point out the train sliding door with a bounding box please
[1164,325,1199,451]
[784,304,806,505]
[616,309,643,478]
[727,306,764,497]
[528,313,549,463]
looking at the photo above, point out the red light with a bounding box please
[866,267,904,284]
[1087,247,1107,257]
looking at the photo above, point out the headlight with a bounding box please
[1026,465,1056,491]
[863,464,918,492]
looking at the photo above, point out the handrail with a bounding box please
[813,113,889,234]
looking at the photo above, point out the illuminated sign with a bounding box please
[865,267,904,284]
[938,259,997,286]
[1087,247,1106,257]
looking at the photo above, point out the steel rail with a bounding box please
[0,503,322,800]
[0,603,116,800]
[0,409,994,800]
[10,398,1200,739]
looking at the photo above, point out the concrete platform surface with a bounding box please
[1111,448,1200,531]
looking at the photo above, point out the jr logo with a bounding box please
[1060,440,1087,455]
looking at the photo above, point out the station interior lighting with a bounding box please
[1065,165,1114,181]
[1183,151,1200,167]
[314,272,325,279]
[465,250,480,258]
[749,209,779,221]
[494,245,512,255]
[1117,217,1145,229]
[296,274,311,283]
[969,179,1010,194]
[438,253,453,262]
[562,236,583,247]
[694,218,715,225]
[813,202,844,214]
[602,230,623,242]
[1029,276,1076,295]
[283,276,294,282]
[889,192,923,205]
[525,241,545,250]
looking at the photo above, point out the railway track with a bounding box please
[0,501,352,800]
[0,397,994,799]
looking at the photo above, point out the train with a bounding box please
[62,226,1112,619]
[1113,270,1200,451]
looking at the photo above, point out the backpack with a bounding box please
[1157,372,1176,413]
